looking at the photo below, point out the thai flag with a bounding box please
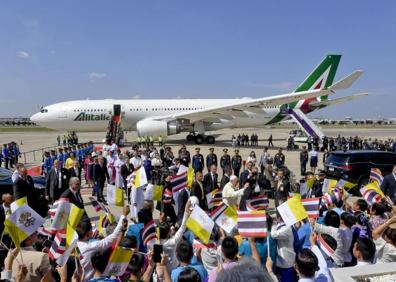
[246,195,269,210]
[170,171,188,194]
[301,197,321,218]
[211,203,228,221]
[360,187,382,205]
[163,189,173,204]
[237,210,267,238]
[142,220,157,246]
[88,196,103,212]
[370,168,383,186]
[48,230,66,260]
[207,189,223,209]
[317,234,335,259]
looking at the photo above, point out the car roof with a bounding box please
[331,150,396,155]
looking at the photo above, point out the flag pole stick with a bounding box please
[267,234,270,258]
[74,248,78,271]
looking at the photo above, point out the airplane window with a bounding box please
[40,109,48,113]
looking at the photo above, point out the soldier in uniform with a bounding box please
[192,148,204,173]
[274,148,286,169]
[220,148,231,175]
[206,148,218,171]
[49,150,57,169]
[43,151,52,176]
[231,149,242,176]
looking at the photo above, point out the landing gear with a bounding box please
[186,133,215,144]
[195,134,204,144]
[205,135,215,144]
[186,134,194,142]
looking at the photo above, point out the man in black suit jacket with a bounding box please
[46,160,68,203]
[120,157,133,202]
[93,156,109,203]
[274,169,291,206]
[13,167,39,213]
[60,177,84,209]
[381,165,396,203]
[68,160,81,181]
[239,161,253,186]
[191,171,207,211]
[220,166,232,189]
[176,187,189,227]
[203,165,219,194]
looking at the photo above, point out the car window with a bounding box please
[371,153,396,165]
[327,154,349,164]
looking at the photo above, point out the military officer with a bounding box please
[220,148,231,174]
[206,148,218,171]
[192,148,205,173]
[231,149,242,176]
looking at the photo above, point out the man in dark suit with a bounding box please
[13,167,39,213]
[239,161,253,185]
[274,169,290,206]
[93,156,109,203]
[220,166,232,189]
[191,171,207,210]
[0,193,12,269]
[46,160,68,203]
[203,164,219,194]
[176,187,189,227]
[68,160,82,181]
[121,156,133,201]
[381,165,396,203]
[60,177,84,209]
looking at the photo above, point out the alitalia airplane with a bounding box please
[31,55,366,144]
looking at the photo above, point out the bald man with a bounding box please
[60,177,84,209]
[13,166,39,212]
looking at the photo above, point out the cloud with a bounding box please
[244,81,295,91]
[16,51,31,59]
[88,72,107,81]
[132,95,141,99]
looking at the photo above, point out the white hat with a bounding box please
[91,152,97,157]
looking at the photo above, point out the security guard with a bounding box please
[231,149,242,176]
[206,148,218,170]
[57,148,64,168]
[220,148,231,174]
[50,150,57,169]
[192,148,205,173]
[43,151,52,176]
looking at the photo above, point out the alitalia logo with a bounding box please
[74,112,111,121]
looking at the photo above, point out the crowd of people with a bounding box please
[0,138,396,282]
[231,133,260,147]
[57,132,79,147]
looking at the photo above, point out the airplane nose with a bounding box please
[30,113,40,123]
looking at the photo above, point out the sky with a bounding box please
[0,1,395,119]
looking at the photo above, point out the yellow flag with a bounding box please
[10,197,28,213]
[153,185,164,201]
[187,167,195,188]
[68,204,84,229]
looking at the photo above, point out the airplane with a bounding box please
[30,54,367,144]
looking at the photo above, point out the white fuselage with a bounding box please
[30,98,283,132]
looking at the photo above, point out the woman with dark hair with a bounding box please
[87,248,118,282]
[368,202,392,230]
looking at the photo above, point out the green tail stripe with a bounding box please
[288,54,341,109]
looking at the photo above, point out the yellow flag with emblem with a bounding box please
[187,167,194,188]
[4,204,45,247]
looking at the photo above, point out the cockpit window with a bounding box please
[40,108,48,113]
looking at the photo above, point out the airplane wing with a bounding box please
[150,88,333,123]
[309,93,368,108]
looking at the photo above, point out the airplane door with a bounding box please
[113,104,121,116]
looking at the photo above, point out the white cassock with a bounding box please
[114,158,124,188]
[107,155,116,184]
[128,171,144,219]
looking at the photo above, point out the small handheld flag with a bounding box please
[170,171,188,194]
[277,197,308,226]
[210,203,237,234]
[237,210,267,238]
[370,168,383,186]
[246,195,269,210]
[301,197,321,219]
[186,205,215,244]
[142,220,157,246]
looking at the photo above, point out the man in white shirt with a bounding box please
[222,175,246,208]
[77,205,129,280]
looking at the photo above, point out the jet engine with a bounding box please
[136,120,181,137]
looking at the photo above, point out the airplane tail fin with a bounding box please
[290,55,341,108]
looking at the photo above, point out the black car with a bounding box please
[324,150,396,191]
